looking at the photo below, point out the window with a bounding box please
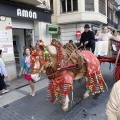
[73,0,78,11]
[61,0,78,13]
[85,0,94,11]
[61,0,66,13]
[99,0,106,15]
[67,0,71,12]
[50,0,53,11]
[109,8,113,21]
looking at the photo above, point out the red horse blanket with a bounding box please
[81,50,101,75]
[81,50,104,94]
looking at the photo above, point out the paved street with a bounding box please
[0,63,115,120]
[0,0,120,119]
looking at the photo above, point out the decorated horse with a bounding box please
[30,40,107,112]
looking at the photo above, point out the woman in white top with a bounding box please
[94,27,112,56]
[111,31,120,41]
[99,27,112,41]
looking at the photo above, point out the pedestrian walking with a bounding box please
[19,47,35,97]
[0,50,9,94]
[80,24,95,53]
[0,52,8,98]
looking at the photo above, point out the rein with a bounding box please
[65,47,79,64]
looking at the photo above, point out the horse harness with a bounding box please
[45,42,87,79]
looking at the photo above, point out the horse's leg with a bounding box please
[83,77,90,99]
[62,94,70,112]
[62,83,70,112]
[47,81,55,103]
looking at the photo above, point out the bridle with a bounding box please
[38,47,52,73]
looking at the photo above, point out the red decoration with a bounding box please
[6,25,12,30]
[31,50,37,57]
[76,30,81,37]
[39,40,44,47]
[47,73,73,103]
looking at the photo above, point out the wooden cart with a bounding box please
[97,39,120,82]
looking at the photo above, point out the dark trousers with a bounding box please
[0,74,7,90]
[85,40,95,53]
[0,74,4,90]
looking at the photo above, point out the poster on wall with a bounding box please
[0,43,13,54]
[0,31,8,40]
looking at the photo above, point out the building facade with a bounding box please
[51,0,108,43]
[107,0,119,30]
[0,0,52,81]
[116,2,120,31]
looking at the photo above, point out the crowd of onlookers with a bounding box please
[67,25,120,54]
[94,27,120,42]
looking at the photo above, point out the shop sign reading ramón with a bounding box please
[17,8,37,19]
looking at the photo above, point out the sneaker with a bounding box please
[2,89,9,94]
[0,96,2,99]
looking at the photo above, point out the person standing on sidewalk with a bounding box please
[19,48,35,97]
[0,50,9,94]
[80,24,95,53]
[0,50,8,98]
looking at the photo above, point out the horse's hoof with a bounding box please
[62,104,69,112]
[83,92,89,99]
[62,95,69,112]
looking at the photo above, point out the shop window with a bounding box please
[61,0,78,13]
[99,0,106,15]
[85,0,94,11]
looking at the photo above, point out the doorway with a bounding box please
[12,29,34,74]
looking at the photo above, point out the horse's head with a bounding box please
[38,45,57,73]
[30,46,43,81]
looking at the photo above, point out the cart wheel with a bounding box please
[114,65,120,82]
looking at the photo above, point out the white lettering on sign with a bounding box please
[17,8,37,19]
